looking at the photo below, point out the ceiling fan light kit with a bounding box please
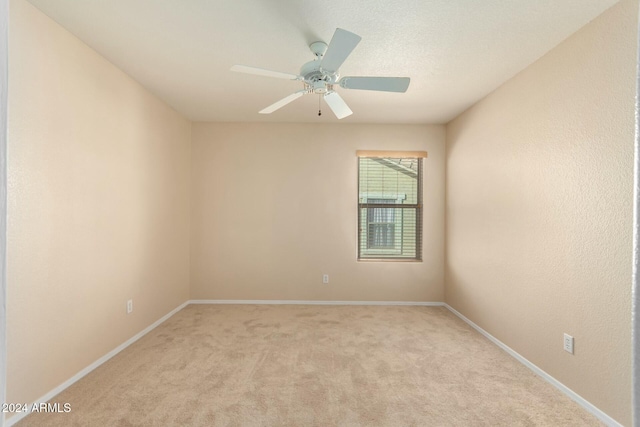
[231,28,410,119]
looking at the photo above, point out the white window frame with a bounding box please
[356,151,425,262]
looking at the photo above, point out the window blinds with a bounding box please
[357,155,423,261]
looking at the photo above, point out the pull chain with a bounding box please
[318,95,322,116]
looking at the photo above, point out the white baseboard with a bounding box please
[444,304,622,427]
[5,301,189,427]
[189,299,445,306]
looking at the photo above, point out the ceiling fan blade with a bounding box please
[259,90,307,114]
[320,28,362,74]
[339,76,410,93]
[324,91,353,119]
[231,65,301,80]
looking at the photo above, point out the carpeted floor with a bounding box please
[14,305,601,426]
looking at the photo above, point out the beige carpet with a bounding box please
[15,305,601,426]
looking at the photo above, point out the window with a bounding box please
[367,199,396,249]
[357,151,426,261]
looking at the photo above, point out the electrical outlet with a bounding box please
[322,274,329,284]
[127,299,133,314]
[563,333,574,354]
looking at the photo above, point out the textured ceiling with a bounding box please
[25,0,619,124]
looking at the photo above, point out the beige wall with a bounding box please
[191,123,445,301]
[445,0,637,424]
[7,0,191,410]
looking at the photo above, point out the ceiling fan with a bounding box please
[231,28,410,119]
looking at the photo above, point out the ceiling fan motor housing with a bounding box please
[300,41,339,92]
[300,60,339,91]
